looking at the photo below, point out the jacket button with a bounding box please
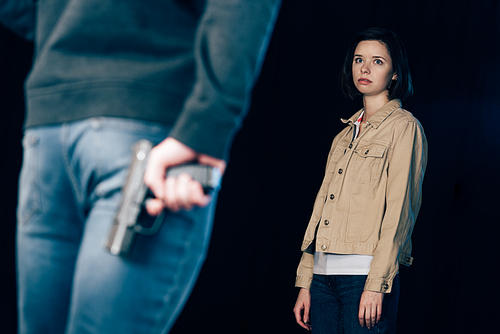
[324,220,330,226]
[338,169,343,174]
[365,149,370,155]
[381,284,389,291]
[330,194,335,200]
[321,245,327,251]
[348,143,352,148]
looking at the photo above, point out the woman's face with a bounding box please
[352,40,397,99]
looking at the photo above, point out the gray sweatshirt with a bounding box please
[0,0,281,159]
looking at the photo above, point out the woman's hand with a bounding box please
[293,288,312,331]
[358,290,384,329]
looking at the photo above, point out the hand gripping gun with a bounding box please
[105,139,222,256]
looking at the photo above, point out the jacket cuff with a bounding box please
[295,251,314,290]
[295,276,312,290]
[399,251,413,266]
[364,277,393,293]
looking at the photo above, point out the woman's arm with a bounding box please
[365,119,428,293]
[292,126,353,330]
[358,118,426,328]
[294,251,313,330]
[293,288,312,331]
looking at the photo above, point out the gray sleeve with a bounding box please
[0,0,35,40]
[169,0,282,160]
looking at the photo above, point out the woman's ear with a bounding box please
[392,73,398,81]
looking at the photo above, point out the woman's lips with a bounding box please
[358,78,372,85]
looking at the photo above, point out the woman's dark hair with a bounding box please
[340,27,413,101]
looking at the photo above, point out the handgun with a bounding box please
[105,139,221,256]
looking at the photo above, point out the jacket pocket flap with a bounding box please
[355,144,386,158]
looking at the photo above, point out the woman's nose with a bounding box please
[361,64,369,73]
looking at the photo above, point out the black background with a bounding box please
[1,0,499,333]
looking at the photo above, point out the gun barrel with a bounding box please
[105,140,153,256]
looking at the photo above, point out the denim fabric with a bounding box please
[17,118,218,334]
[310,274,399,334]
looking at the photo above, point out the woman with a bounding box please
[293,28,427,333]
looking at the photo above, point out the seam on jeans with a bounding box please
[154,216,196,332]
[153,204,215,333]
[90,117,166,133]
[18,133,42,227]
[61,124,85,215]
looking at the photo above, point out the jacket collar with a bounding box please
[341,99,402,129]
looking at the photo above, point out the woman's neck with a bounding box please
[362,94,390,121]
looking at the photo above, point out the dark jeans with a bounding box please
[310,274,399,334]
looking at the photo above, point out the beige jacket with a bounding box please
[295,99,427,293]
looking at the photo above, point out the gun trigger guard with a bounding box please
[134,211,165,236]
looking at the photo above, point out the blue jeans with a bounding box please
[310,274,399,334]
[17,118,218,334]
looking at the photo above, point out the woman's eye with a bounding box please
[354,58,363,64]
[374,59,383,65]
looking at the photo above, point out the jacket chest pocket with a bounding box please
[351,144,387,184]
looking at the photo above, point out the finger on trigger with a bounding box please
[145,198,164,216]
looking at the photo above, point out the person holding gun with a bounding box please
[1,0,282,333]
